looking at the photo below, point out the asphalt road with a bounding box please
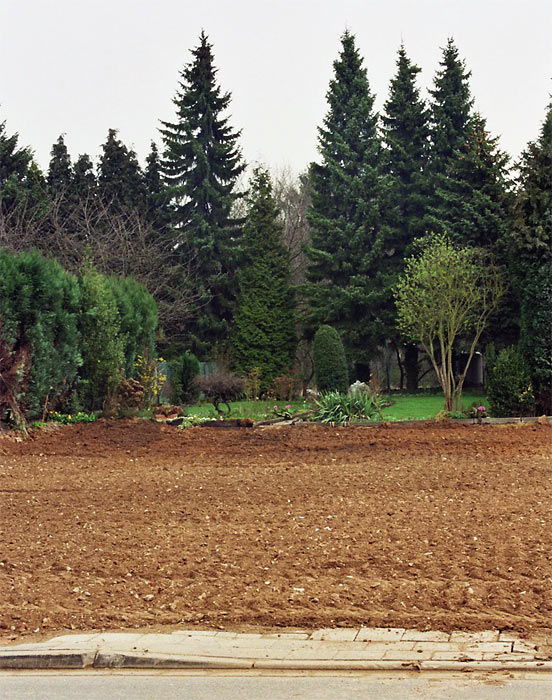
[1,671,552,699]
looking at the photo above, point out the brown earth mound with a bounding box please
[0,419,551,641]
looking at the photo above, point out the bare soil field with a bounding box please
[0,419,551,641]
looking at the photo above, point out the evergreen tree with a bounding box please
[47,134,73,197]
[160,31,245,356]
[306,30,391,380]
[510,102,552,411]
[425,38,472,238]
[313,325,349,393]
[0,119,33,214]
[231,167,296,391]
[73,153,96,195]
[144,141,169,233]
[381,45,430,391]
[98,128,147,211]
[425,39,510,249]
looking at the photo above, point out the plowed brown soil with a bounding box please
[0,419,551,641]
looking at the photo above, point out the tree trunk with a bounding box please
[404,345,419,393]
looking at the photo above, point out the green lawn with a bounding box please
[183,393,487,422]
[381,391,486,420]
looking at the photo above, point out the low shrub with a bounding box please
[313,325,349,393]
[193,372,245,414]
[313,390,384,425]
[487,347,535,417]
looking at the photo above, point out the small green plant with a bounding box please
[48,411,97,424]
[313,390,384,425]
[167,352,200,404]
[177,415,214,429]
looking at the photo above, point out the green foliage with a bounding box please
[487,347,535,417]
[510,103,552,412]
[313,390,383,424]
[98,128,147,212]
[78,263,126,412]
[47,134,73,197]
[518,261,552,412]
[167,351,200,403]
[231,167,296,391]
[395,234,504,411]
[306,30,392,377]
[160,31,245,355]
[425,41,510,250]
[0,248,82,422]
[107,276,158,376]
[48,410,97,424]
[313,325,349,393]
[0,118,33,214]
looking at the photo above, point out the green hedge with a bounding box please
[0,248,158,421]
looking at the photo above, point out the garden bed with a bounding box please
[0,419,551,641]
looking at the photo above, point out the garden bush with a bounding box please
[0,249,82,423]
[487,347,535,417]
[313,325,349,393]
[193,371,245,414]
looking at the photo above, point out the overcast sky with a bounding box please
[1,0,550,177]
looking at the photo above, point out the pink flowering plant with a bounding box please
[269,403,295,419]
[469,403,487,423]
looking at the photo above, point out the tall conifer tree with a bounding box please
[381,45,430,390]
[306,30,391,380]
[73,154,96,195]
[47,134,73,197]
[144,141,169,234]
[231,167,296,390]
[160,31,245,356]
[426,39,510,249]
[98,129,147,212]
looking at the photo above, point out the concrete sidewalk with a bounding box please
[1,627,551,672]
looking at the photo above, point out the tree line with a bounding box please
[0,30,550,411]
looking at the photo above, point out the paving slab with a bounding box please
[1,627,551,671]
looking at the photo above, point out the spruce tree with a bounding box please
[231,167,296,391]
[381,45,430,391]
[425,39,472,237]
[306,30,391,380]
[98,129,147,212]
[425,39,510,250]
[160,31,245,356]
